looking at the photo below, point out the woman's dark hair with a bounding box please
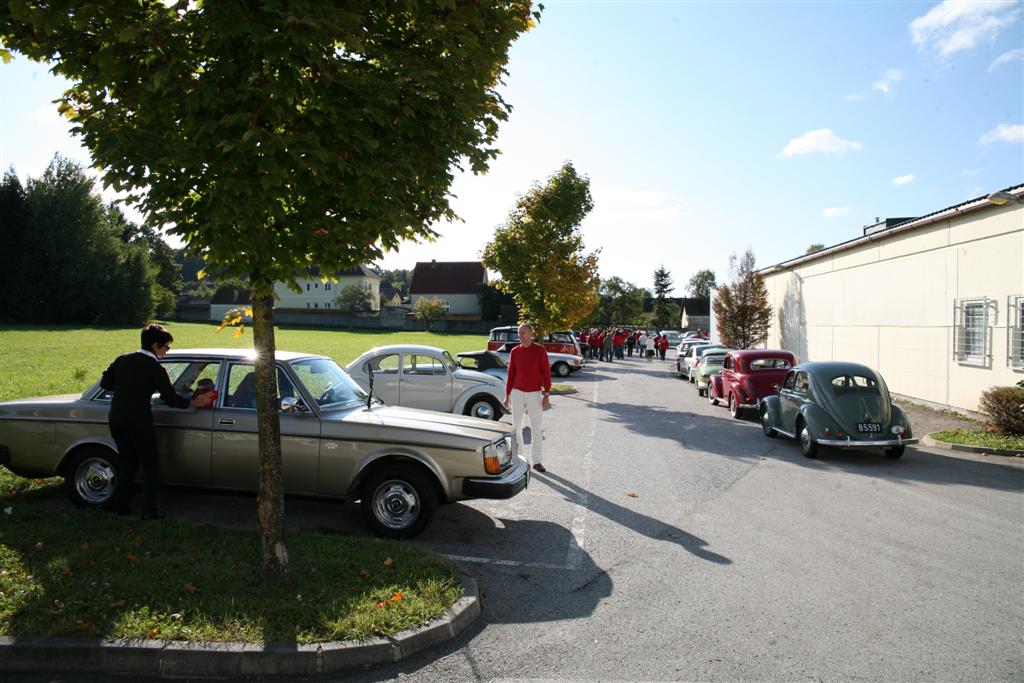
[140,323,173,350]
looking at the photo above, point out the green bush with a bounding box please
[978,385,1024,436]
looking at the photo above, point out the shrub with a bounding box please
[978,385,1024,436]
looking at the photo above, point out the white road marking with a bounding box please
[564,380,597,569]
[440,553,571,570]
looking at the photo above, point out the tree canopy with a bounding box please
[687,269,717,299]
[482,162,600,336]
[712,249,772,349]
[593,277,645,325]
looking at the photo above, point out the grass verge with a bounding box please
[930,429,1024,453]
[549,383,577,395]
[0,469,461,644]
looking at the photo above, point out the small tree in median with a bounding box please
[482,162,600,336]
[415,297,447,331]
[713,249,772,349]
[2,2,539,581]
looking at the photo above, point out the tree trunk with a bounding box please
[251,290,290,582]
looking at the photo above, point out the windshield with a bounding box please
[290,358,369,409]
[442,351,458,373]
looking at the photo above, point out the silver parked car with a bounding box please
[346,345,508,421]
[0,349,529,538]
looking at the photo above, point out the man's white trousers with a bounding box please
[509,388,543,466]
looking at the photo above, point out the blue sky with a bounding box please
[1,0,1021,293]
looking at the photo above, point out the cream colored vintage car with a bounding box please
[0,349,528,538]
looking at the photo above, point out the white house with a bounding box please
[760,185,1023,412]
[408,261,487,317]
[273,266,381,312]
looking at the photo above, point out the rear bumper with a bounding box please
[817,437,919,448]
[462,455,530,499]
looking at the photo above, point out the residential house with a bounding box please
[273,266,381,312]
[209,287,251,323]
[760,184,1023,412]
[379,286,404,308]
[408,261,487,317]
[642,296,710,330]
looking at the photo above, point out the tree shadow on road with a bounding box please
[535,471,732,565]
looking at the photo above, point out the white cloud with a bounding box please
[781,129,863,157]
[822,206,851,218]
[988,47,1024,71]
[910,1,1021,56]
[845,92,869,101]
[892,173,916,186]
[961,167,983,177]
[979,123,1024,144]
[872,69,905,94]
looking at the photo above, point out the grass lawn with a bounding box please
[0,470,462,643]
[930,429,1024,453]
[0,322,488,402]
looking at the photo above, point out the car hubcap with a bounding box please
[801,428,811,450]
[763,412,771,432]
[75,457,116,504]
[372,480,420,530]
[472,401,494,420]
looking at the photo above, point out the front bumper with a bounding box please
[462,455,530,499]
[816,437,919,448]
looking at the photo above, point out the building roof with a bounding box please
[210,287,251,305]
[380,286,402,301]
[762,183,1024,274]
[409,261,486,295]
[306,265,379,279]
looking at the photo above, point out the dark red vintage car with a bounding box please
[709,349,798,418]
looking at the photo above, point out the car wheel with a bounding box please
[465,396,501,421]
[885,445,906,459]
[698,387,706,397]
[64,446,128,510]
[728,393,742,419]
[708,387,719,406]
[553,362,571,378]
[360,464,438,540]
[761,406,777,438]
[798,420,819,458]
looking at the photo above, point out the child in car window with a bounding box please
[191,378,217,406]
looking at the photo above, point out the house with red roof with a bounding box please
[408,260,487,318]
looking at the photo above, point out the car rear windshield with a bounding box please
[750,358,792,370]
[704,354,726,364]
[830,375,878,392]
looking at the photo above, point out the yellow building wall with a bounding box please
[762,202,1023,411]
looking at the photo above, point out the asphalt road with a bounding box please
[19,353,1024,682]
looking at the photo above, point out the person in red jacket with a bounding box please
[503,323,551,473]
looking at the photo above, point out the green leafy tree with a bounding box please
[482,162,600,336]
[713,249,772,349]
[112,205,182,317]
[0,170,29,321]
[687,269,717,299]
[652,265,674,330]
[595,277,645,324]
[805,243,826,255]
[335,282,374,314]
[377,268,412,298]
[414,297,447,331]
[478,282,515,321]
[2,1,538,580]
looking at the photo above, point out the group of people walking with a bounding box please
[578,328,671,363]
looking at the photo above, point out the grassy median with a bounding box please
[930,429,1024,453]
[0,470,462,644]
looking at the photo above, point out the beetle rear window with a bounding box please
[831,375,878,390]
[750,358,792,370]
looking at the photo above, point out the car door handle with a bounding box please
[219,418,235,425]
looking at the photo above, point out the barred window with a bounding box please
[954,298,992,366]
[1009,295,1023,370]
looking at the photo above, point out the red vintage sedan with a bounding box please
[709,349,798,419]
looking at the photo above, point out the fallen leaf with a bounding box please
[33,478,45,485]
[383,557,394,567]
[356,569,369,578]
[182,581,198,593]
[626,492,638,498]
[373,602,384,609]
[390,592,404,603]
[170,613,183,621]
[75,619,92,632]
[125,553,138,564]
[148,627,159,638]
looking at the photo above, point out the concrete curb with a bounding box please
[0,574,480,679]
[923,433,1024,458]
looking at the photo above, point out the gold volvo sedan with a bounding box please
[0,349,529,538]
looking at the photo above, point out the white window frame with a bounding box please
[953,297,994,367]
[1009,295,1023,371]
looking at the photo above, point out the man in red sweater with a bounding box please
[502,323,551,473]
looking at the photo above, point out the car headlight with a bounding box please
[483,437,513,474]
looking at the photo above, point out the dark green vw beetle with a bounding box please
[759,362,917,459]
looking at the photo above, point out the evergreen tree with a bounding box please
[652,265,674,330]
[0,170,29,321]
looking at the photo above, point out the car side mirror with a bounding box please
[280,396,307,413]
